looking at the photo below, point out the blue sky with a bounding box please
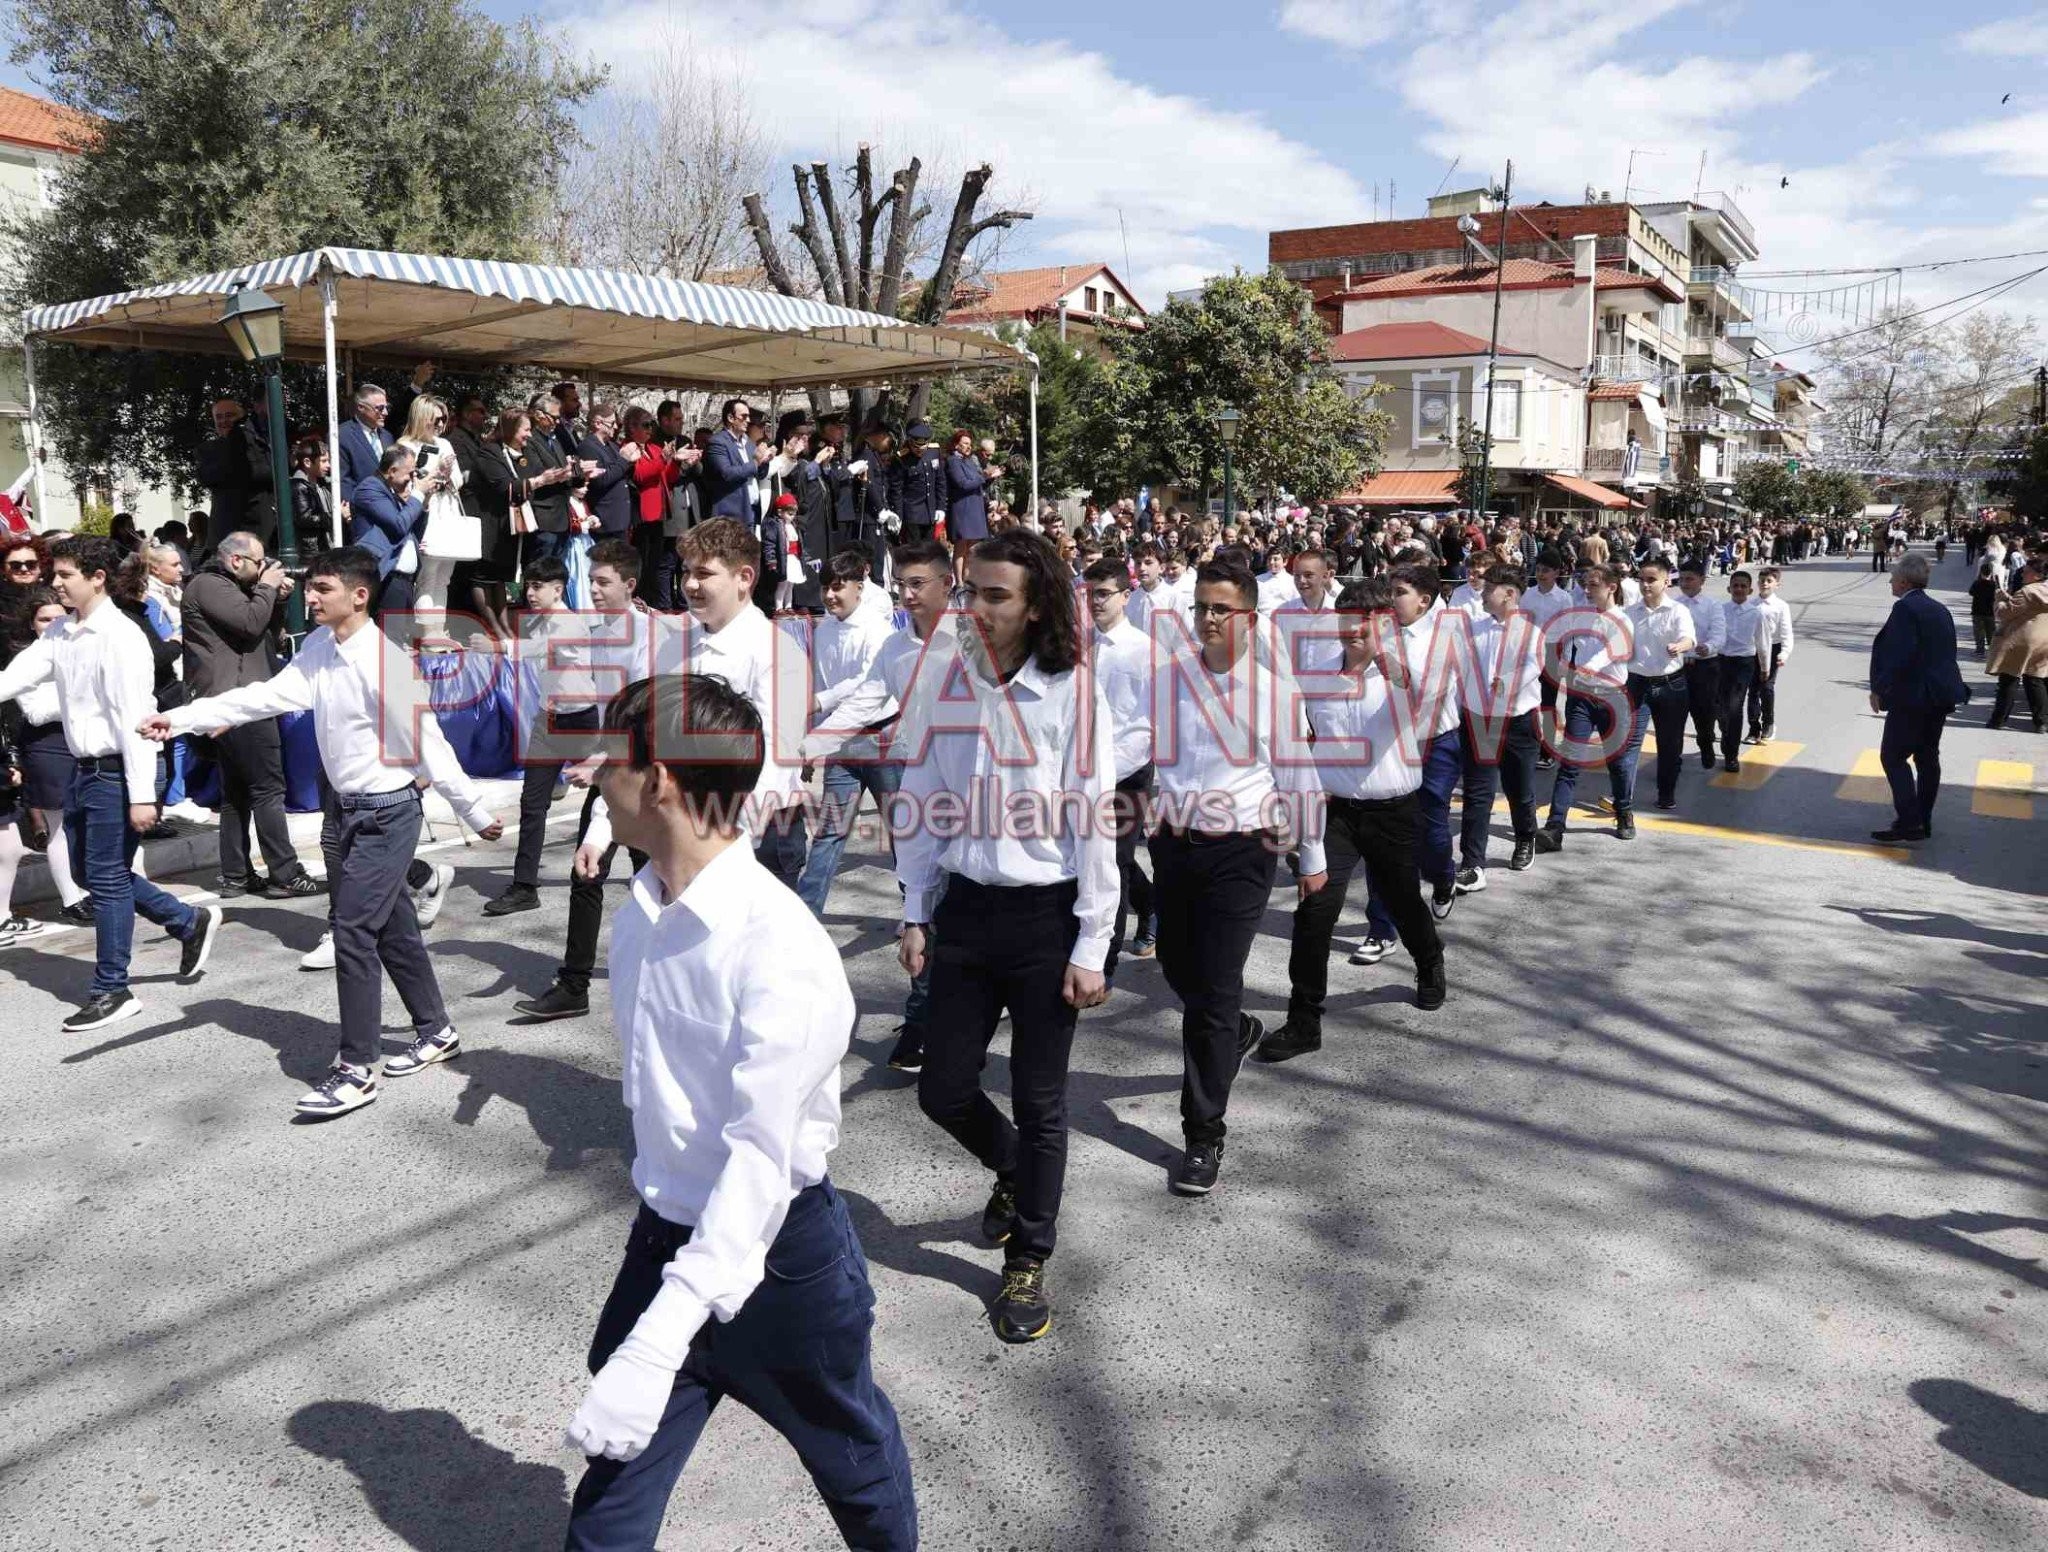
[16,2,2048,313]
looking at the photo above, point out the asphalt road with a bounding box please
[1,552,2042,1551]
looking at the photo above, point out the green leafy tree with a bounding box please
[1732,458,1803,522]
[1797,466,1871,522]
[925,322,1119,507]
[4,0,602,489]
[1097,269,1387,503]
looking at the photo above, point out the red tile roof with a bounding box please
[0,85,96,154]
[1326,321,1507,361]
[1339,259,1682,304]
[1338,469,1460,506]
[1588,382,1650,400]
[943,263,1146,325]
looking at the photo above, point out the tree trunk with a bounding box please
[875,157,923,319]
[789,164,843,306]
[810,159,856,304]
[903,164,1032,420]
[740,192,801,296]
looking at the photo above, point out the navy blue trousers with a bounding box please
[564,1182,917,1550]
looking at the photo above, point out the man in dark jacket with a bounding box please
[552,381,586,463]
[337,382,395,492]
[575,402,635,537]
[183,534,319,896]
[895,420,944,543]
[856,418,900,582]
[702,397,764,526]
[1868,552,1970,843]
[347,447,432,620]
[195,399,277,547]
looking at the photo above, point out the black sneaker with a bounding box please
[216,874,263,899]
[1697,751,1714,770]
[1236,1012,1265,1067]
[512,982,590,1021]
[1430,881,1457,921]
[63,989,139,1032]
[1254,1021,1321,1063]
[384,1025,460,1076]
[1128,931,1157,960]
[296,1062,378,1117]
[1616,811,1637,841]
[179,905,222,980]
[1870,825,1929,844]
[1722,757,1740,773]
[887,1028,925,1071]
[1454,865,1486,895]
[1509,838,1535,871]
[1416,959,1447,1011]
[1532,828,1564,854]
[1171,1141,1223,1196]
[1654,797,1677,812]
[992,1256,1052,1343]
[1536,753,1557,770]
[483,883,541,918]
[270,871,326,898]
[59,899,95,926]
[980,1177,1017,1244]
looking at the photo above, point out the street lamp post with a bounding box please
[218,284,302,633]
[1214,405,1241,523]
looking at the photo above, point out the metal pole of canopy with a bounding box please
[322,273,343,546]
[1024,349,1041,524]
[22,336,47,526]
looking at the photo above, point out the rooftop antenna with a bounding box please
[1693,151,1708,202]
[1432,156,1461,199]
[1117,207,1131,279]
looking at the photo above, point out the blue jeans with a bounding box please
[1416,728,1462,888]
[795,759,903,918]
[565,1183,916,1550]
[1544,693,1645,828]
[68,762,198,996]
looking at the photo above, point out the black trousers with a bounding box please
[1716,658,1757,759]
[557,787,647,997]
[1628,672,1691,805]
[1458,711,1541,865]
[1881,705,1948,831]
[1287,793,1439,1038]
[374,568,416,626]
[512,705,600,887]
[1103,763,1155,983]
[916,875,1081,1263]
[321,788,445,1070]
[212,719,303,884]
[632,523,671,610]
[1684,658,1723,759]
[1150,829,1279,1147]
[1747,644,1783,734]
[1988,673,2048,730]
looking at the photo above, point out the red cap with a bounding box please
[773,493,798,509]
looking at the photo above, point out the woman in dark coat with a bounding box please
[944,429,996,547]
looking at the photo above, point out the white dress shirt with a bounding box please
[891,645,1119,971]
[1622,597,1693,678]
[520,603,600,715]
[161,620,494,830]
[1464,613,1544,717]
[0,602,172,804]
[1397,602,1468,737]
[1675,589,1726,659]
[1127,579,1172,640]
[1306,663,1424,801]
[1565,606,1634,686]
[1446,581,1488,621]
[1149,640,1327,874]
[1519,582,1576,634]
[1273,593,1344,676]
[1093,617,1154,780]
[807,600,897,762]
[804,619,955,760]
[1255,569,1298,620]
[605,838,853,1369]
[1720,596,1774,661]
[1758,593,1795,653]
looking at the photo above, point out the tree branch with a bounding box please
[875,156,923,318]
[740,191,801,295]
[811,158,855,305]
[788,162,842,305]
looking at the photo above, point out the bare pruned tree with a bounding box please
[742,145,1031,424]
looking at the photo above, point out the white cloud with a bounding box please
[1957,14,2048,57]
[564,0,1367,306]
[1276,1,1447,51]
[1931,109,2048,176]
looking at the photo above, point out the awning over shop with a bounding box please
[1543,472,1635,510]
[21,247,1028,390]
[1342,469,1460,506]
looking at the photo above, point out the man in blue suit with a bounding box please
[701,397,764,528]
[338,382,395,493]
[347,446,434,622]
[1868,552,1970,843]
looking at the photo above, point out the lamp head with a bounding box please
[1214,405,1242,447]
[219,284,285,365]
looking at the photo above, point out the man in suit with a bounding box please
[701,397,764,527]
[1869,553,1970,844]
[895,421,944,544]
[195,398,277,548]
[575,401,635,538]
[347,446,434,622]
[519,393,583,569]
[338,382,396,493]
[857,418,900,583]
[552,381,586,463]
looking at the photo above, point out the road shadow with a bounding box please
[1908,1379,2048,1497]
[433,935,575,1003]
[288,1400,569,1550]
[448,1047,631,1171]
[837,1187,1001,1303]
[62,995,337,1081]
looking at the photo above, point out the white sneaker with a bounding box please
[296,1062,378,1117]
[300,932,336,970]
[1350,937,1392,966]
[413,863,455,928]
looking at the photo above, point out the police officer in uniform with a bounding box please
[857,417,901,584]
[896,421,946,546]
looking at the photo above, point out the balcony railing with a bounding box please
[1686,332,1746,370]
[1592,354,1663,384]
[1698,191,1757,257]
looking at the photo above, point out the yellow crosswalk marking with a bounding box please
[1710,740,1804,791]
[1972,760,2037,820]
[1836,749,1891,806]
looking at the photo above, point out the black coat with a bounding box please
[576,434,634,536]
[518,434,573,535]
[450,425,511,563]
[182,558,286,698]
[288,471,334,557]
[196,423,276,542]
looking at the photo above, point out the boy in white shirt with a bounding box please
[1749,566,1795,742]
[1674,562,1727,769]
[1083,558,1156,978]
[560,672,915,1547]
[1456,565,1546,888]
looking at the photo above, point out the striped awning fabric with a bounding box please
[22,248,1029,390]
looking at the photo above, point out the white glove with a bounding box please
[565,1346,676,1461]
[847,460,870,477]
[881,509,901,535]
[935,510,946,525]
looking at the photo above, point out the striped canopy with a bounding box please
[20,247,1028,390]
